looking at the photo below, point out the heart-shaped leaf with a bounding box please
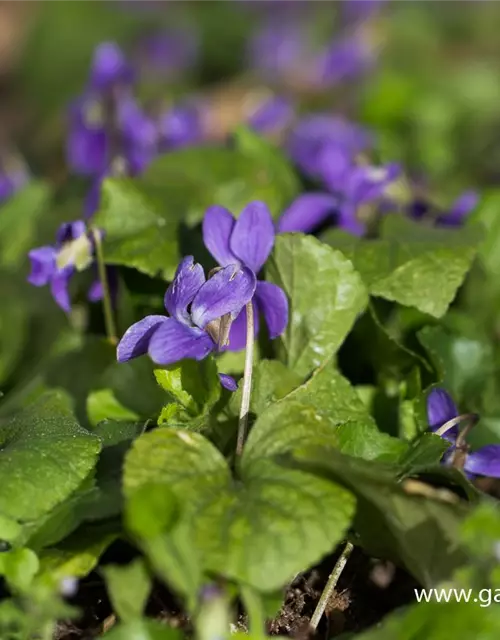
[124,402,355,592]
[324,216,482,318]
[267,234,368,377]
[0,392,101,545]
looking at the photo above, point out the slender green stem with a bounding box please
[92,228,117,345]
[240,585,266,639]
[309,541,354,631]
[236,302,254,457]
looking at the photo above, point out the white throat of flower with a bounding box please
[56,233,93,272]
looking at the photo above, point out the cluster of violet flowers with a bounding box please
[245,0,384,92]
[427,388,500,478]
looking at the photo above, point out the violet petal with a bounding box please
[148,318,214,365]
[164,256,205,325]
[277,193,338,233]
[230,201,275,273]
[117,315,168,362]
[27,246,57,286]
[440,190,479,226]
[50,269,73,313]
[191,265,256,330]
[426,388,459,442]
[202,205,237,267]
[255,281,288,339]
[89,42,134,90]
[337,201,366,236]
[56,220,87,246]
[247,96,294,134]
[464,445,500,478]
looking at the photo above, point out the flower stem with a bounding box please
[92,228,117,345]
[309,541,354,632]
[236,302,254,457]
[435,412,479,438]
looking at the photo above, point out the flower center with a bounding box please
[56,234,93,272]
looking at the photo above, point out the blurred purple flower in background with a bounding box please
[67,43,157,217]
[315,33,376,86]
[410,189,479,228]
[246,95,295,136]
[341,0,388,25]
[286,113,372,178]
[27,221,101,312]
[117,256,256,388]
[0,156,29,204]
[279,142,399,235]
[135,28,199,80]
[157,102,206,152]
[203,201,288,351]
[427,387,500,479]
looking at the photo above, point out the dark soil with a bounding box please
[55,544,418,639]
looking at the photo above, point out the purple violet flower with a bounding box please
[286,114,372,178]
[411,190,478,228]
[157,103,206,152]
[427,387,500,479]
[315,34,375,86]
[279,145,400,235]
[246,95,295,136]
[248,20,306,83]
[116,257,256,376]
[67,43,157,218]
[0,157,29,204]
[202,201,288,351]
[342,0,387,25]
[135,29,198,80]
[27,221,103,312]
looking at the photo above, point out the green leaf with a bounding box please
[470,189,500,277]
[81,421,144,522]
[0,182,51,269]
[138,145,297,224]
[125,482,202,611]
[46,337,165,427]
[103,619,182,640]
[103,559,151,622]
[353,599,500,640]
[93,179,182,280]
[0,548,39,593]
[228,359,302,417]
[125,483,179,540]
[286,447,470,587]
[38,522,117,583]
[398,433,450,475]
[87,389,140,427]
[154,357,221,426]
[418,324,494,408]
[0,392,101,545]
[124,405,355,592]
[461,502,500,560]
[279,361,407,462]
[95,143,299,281]
[0,275,30,385]
[267,234,368,377]
[325,215,481,318]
